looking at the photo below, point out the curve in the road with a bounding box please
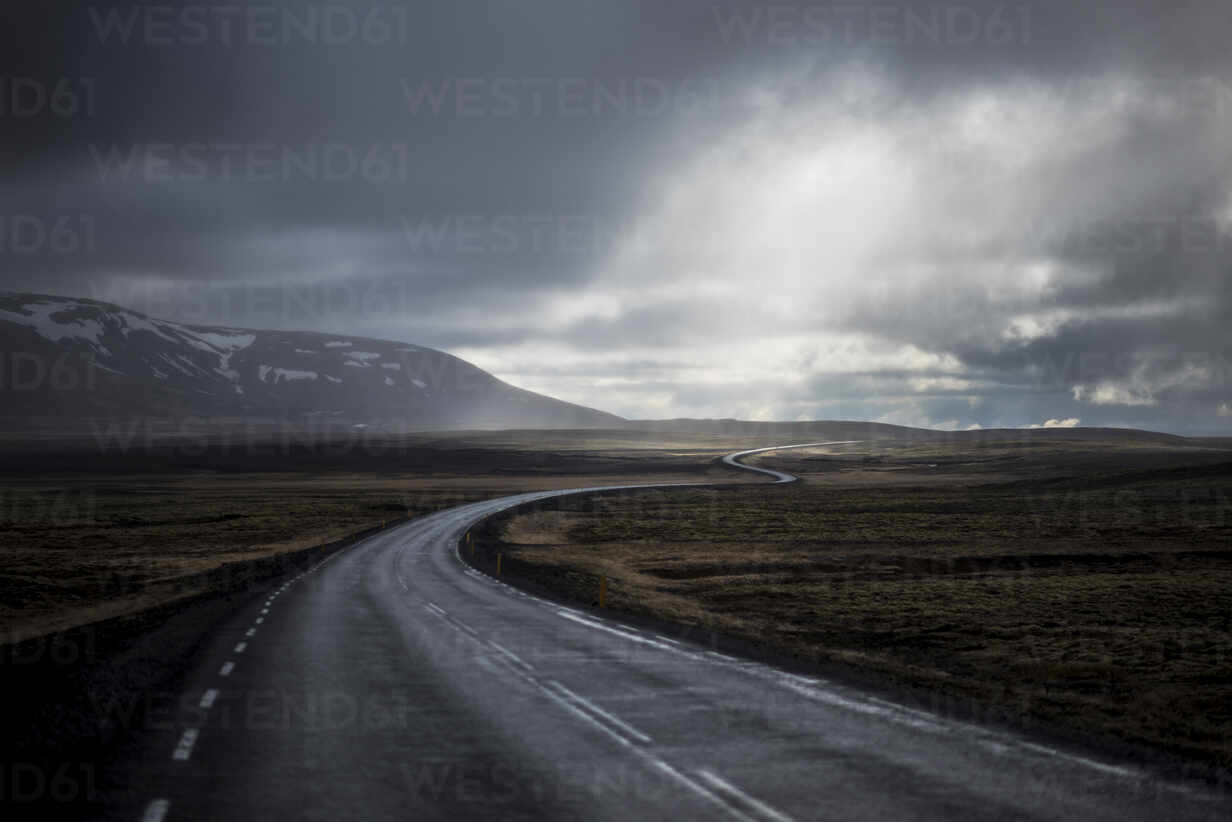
[117,442,1229,822]
[720,441,861,483]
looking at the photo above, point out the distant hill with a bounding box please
[626,418,1190,445]
[0,293,623,429]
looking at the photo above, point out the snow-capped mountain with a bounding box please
[0,293,623,428]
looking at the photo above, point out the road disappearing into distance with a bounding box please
[114,444,1229,821]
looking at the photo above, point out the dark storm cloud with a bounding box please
[1,0,767,338]
[2,1,1230,431]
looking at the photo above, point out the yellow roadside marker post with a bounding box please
[497,553,502,575]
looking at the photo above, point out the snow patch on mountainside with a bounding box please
[159,353,198,377]
[0,300,112,354]
[116,313,181,344]
[0,292,623,427]
[0,297,259,387]
[259,366,319,382]
[181,329,255,354]
[179,329,255,378]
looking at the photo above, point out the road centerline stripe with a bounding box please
[172,728,199,761]
[141,799,170,822]
[695,769,796,822]
[546,681,652,744]
[486,640,533,671]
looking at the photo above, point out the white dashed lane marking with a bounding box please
[171,728,199,761]
[487,640,532,672]
[414,590,784,819]
[141,798,170,822]
[546,681,651,744]
[138,571,326,815]
[695,769,795,822]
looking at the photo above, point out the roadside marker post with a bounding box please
[497,553,502,575]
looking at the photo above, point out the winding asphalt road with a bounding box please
[105,444,1230,821]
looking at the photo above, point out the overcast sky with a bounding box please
[3,1,1231,433]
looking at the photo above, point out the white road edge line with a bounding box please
[199,688,219,709]
[695,769,796,822]
[219,661,235,676]
[171,728,199,761]
[557,610,679,653]
[234,642,247,653]
[1018,741,1139,778]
